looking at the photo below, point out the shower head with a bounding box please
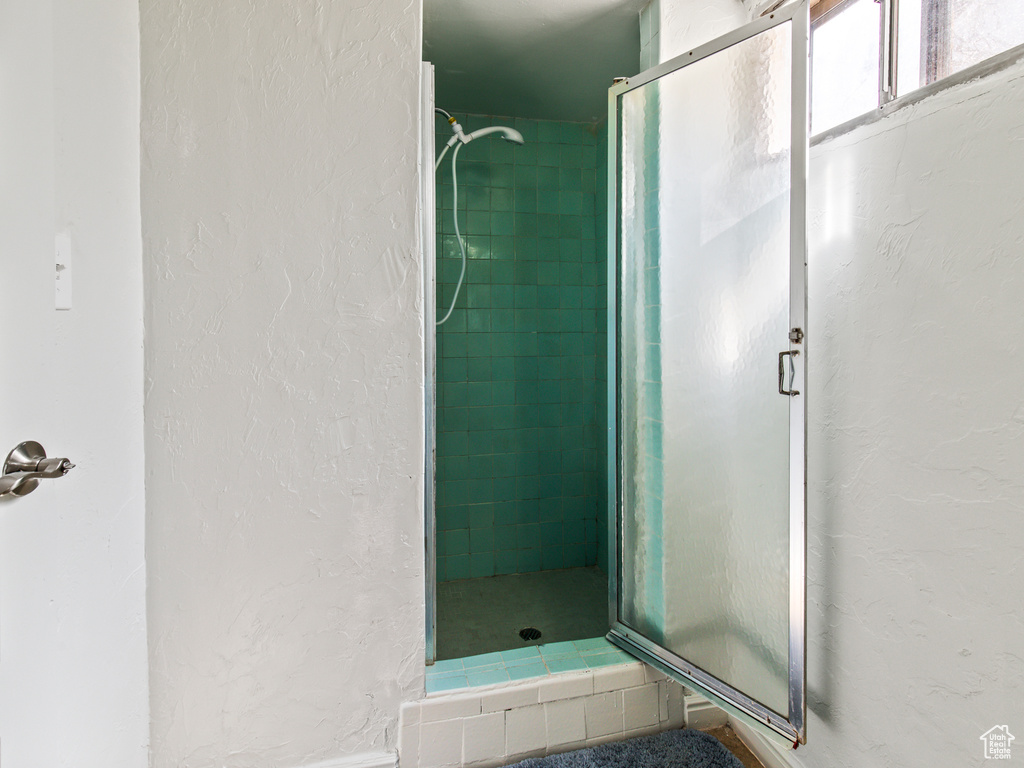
[463,125,526,145]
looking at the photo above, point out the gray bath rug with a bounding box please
[506,729,743,768]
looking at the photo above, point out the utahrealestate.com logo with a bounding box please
[980,726,1015,760]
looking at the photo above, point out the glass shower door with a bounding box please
[607,2,808,744]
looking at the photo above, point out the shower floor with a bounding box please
[436,566,609,661]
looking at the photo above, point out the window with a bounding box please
[810,0,881,134]
[897,0,1024,93]
[810,0,1024,135]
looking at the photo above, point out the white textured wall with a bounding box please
[141,1,425,766]
[0,1,149,767]
[800,60,1024,767]
[656,0,749,59]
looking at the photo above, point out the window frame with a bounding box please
[808,0,1024,142]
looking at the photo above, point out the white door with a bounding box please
[0,4,149,765]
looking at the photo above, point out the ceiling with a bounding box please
[424,0,646,123]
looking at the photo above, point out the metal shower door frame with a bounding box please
[422,61,438,666]
[605,1,809,745]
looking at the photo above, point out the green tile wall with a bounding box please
[434,113,608,582]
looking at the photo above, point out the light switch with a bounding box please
[55,233,72,310]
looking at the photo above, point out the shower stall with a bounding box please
[421,0,810,742]
[426,103,611,662]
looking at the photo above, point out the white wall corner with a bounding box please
[399,708,421,768]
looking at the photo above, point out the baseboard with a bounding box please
[729,717,806,768]
[298,751,397,768]
[684,693,728,730]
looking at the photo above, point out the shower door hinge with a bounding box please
[789,327,804,344]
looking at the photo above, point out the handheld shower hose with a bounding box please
[437,140,467,326]
[434,111,525,326]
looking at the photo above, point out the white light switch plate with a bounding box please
[55,232,72,310]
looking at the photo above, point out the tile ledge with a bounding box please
[425,659,644,699]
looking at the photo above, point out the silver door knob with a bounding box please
[0,441,75,497]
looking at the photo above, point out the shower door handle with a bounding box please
[778,350,799,396]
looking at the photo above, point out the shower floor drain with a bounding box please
[519,627,542,641]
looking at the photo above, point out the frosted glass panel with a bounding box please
[618,22,793,717]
